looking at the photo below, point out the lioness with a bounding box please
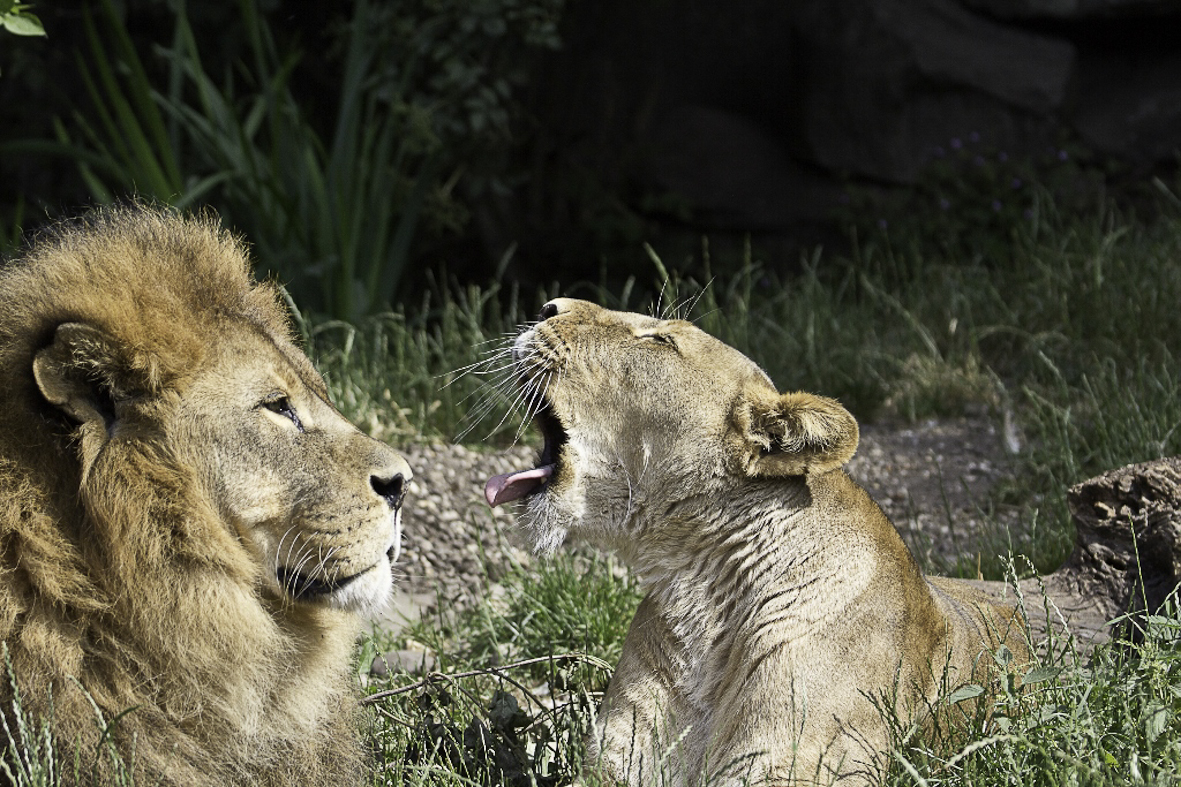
[485,299,1027,786]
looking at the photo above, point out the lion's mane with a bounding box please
[0,206,368,785]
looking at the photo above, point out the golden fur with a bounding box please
[486,298,1028,786]
[0,206,411,785]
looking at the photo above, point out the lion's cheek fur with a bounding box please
[77,447,350,738]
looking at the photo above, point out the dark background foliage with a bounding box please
[3,0,1179,318]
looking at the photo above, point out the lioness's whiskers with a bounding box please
[512,367,551,444]
[441,340,515,386]
[678,286,711,321]
[450,317,566,444]
[461,362,536,443]
[449,332,537,441]
[515,392,543,442]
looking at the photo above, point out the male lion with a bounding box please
[485,299,1028,786]
[0,206,411,786]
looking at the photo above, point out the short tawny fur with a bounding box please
[502,299,1029,786]
[0,206,410,785]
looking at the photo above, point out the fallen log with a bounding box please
[967,456,1181,654]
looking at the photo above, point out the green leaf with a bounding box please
[1145,703,1169,744]
[1,11,46,36]
[945,684,985,705]
[1021,665,1063,686]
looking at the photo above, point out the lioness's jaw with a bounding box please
[729,384,859,478]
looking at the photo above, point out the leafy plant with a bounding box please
[9,0,566,320]
[159,0,446,320]
[46,0,203,206]
[361,0,566,199]
[0,0,44,38]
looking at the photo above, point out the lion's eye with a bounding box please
[261,395,303,432]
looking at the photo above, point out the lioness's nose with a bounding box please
[538,298,581,322]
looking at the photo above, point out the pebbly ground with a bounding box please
[373,416,1021,632]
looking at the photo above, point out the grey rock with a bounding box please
[639,103,843,230]
[796,0,1074,182]
[961,0,1177,19]
[1074,52,1181,163]
[371,649,438,677]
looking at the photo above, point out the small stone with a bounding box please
[371,649,438,677]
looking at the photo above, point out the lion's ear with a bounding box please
[730,384,859,478]
[33,322,124,429]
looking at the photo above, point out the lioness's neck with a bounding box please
[623,476,817,638]
[620,472,886,681]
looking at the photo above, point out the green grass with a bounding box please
[346,193,1181,784]
[8,180,1181,783]
[361,551,637,786]
[883,596,1181,786]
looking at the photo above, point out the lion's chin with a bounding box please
[324,565,394,616]
[275,534,399,615]
[275,561,394,615]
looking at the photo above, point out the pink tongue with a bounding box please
[484,465,554,508]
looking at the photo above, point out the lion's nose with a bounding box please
[371,472,406,510]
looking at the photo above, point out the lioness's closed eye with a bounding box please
[485,298,1028,787]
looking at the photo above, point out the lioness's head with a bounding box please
[485,298,858,553]
[17,207,410,617]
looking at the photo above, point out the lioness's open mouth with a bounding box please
[484,404,566,507]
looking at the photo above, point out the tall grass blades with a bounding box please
[887,592,1181,786]
[13,0,448,321]
[1,647,139,786]
[160,0,444,320]
[5,0,215,207]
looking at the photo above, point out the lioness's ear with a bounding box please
[730,385,859,477]
[33,322,124,429]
